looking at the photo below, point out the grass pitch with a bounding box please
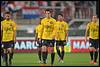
[1,53,99,66]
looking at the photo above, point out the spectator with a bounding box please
[1,1,8,8]
[5,1,22,20]
[69,1,75,19]
[96,1,99,18]
[74,1,81,18]
[53,1,62,19]
[37,1,48,6]
[81,1,90,19]
[63,3,71,22]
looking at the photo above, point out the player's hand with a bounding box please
[52,36,55,40]
[39,38,41,42]
[97,48,99,52]
[85,37,87,42]
[13,38,16,44]
[66,37,68,42]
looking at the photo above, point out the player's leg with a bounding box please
[38,45,42,63]
[4,49,8,66]
[93,39,99,64]
[3,47,8,66]
[41,40,48,64]
[89,47,94,64]
[1,47,5,62]
[89,39,94,64]
[50,40,55,65]
[61,46,64,63]
[41,46,47,64]
[56,41,62,60]
[45,48,48,63]
[56,41,61,59]
[10,42,15,60]
[37,39,42,63]
[61,41,65,61]
[7,43,14,66]
[94,49,98,64]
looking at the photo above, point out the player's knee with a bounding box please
[8,48,13,53]
[89,47,93,51]
[4,49,7,53]
[42,46,47,52]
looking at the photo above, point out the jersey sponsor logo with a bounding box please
[50,22,53,24]
[61,24,64,27]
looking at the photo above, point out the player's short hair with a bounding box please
[45,9,52,13]
[4,11,11,15]
[40,18,43,20]
[58,13,63,17]
[92,15,97,18]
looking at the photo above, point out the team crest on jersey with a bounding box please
[61,24,64,27]
[10,24,13,27]
[50,21,53,24]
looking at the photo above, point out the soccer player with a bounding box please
[40,9,56,65]
[85,15,99,65]
[35,18,43,63]
[1,12,16,66]
[53,14,69,63]
[1,16,5,62]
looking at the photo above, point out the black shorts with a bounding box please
[56,40,66,46]
[89,38,99,49]
[2,41,15,49]
[42,39,55,47]
[36,38,42,47]
[1,47,4,53]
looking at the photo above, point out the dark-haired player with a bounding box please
[35,18,43,63]
[1,12,16,66]
[40,9,56,65]
[85,15,99,65]
[54,14,69,63]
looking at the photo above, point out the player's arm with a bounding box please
[13,22,17,43]
[34,28,38,42]
[85,23,89,42]
[52,19,56,39]
[1,22,3,42]
[65,30,68,42]
[39,19,44,40]
[65,23,69,42]
[40,25,43,41]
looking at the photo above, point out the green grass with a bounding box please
[1,53,99,66]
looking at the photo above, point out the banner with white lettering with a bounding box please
[14,37,90,53]
[14,40,37,53]
[70,39,90,52]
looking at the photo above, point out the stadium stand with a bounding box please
[1,1,98,37]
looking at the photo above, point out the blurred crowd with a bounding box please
[1,1,97,21]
